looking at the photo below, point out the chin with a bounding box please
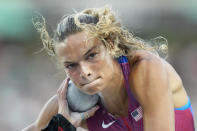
[84,87,100,95]
[86,91,98,95]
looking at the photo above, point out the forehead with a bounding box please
[56,31,103,62]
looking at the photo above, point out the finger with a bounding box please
[57,78,69,95]
[60,77,70,99]
[57,78,69,107]
[57,79,66,94]
[81,106,100,120]
[56,78,71,120]
[86,106,100,117]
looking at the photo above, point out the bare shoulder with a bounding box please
[128,50,183,92]
[127,50,187,107]
[127,50,164,72]
[127,50,169,100]
[128,50,175,71]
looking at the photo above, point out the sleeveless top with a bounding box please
[86,56,195,131]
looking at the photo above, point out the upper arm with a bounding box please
[23,95,59,131]
[129,57,175,131]
[36,95,59,129]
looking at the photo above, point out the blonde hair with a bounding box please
[33,5,168,59]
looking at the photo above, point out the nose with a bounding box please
[79,62,92,79]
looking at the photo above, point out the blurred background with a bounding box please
[0,0,196,130]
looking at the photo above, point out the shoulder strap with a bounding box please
[118,56,144,131]
[117,56,140,109]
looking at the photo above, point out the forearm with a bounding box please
[22,122,41,131]
[41,114,76,131]
[23,95,59,131]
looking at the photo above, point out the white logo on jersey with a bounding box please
[102,120,116,128]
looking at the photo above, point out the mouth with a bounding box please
[80,77,101,88]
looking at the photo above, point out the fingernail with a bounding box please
[95,106,100,110]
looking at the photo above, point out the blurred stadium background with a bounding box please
[0,0,196,130]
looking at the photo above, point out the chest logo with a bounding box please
[102,120,116,128]
[131,106,143,122]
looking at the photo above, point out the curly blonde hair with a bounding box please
[33,5,168,59]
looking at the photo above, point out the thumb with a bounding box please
[81,106,100,120]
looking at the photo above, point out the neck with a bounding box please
[99,63,128,117]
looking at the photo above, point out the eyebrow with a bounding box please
[63,45,98,64]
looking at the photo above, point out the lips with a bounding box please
[80,77,101,87]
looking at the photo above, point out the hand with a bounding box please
[57,78,100,127]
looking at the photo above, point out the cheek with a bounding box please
[96,57,115,78]
[66,70,80,83]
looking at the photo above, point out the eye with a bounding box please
[87,53,97,60]
[66,63,77,69]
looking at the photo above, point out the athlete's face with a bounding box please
[56,31,120,95]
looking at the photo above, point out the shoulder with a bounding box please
[127,50,165,75]
[127,50,181,91]
[127,50,170,104]
[127,51,175,130]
